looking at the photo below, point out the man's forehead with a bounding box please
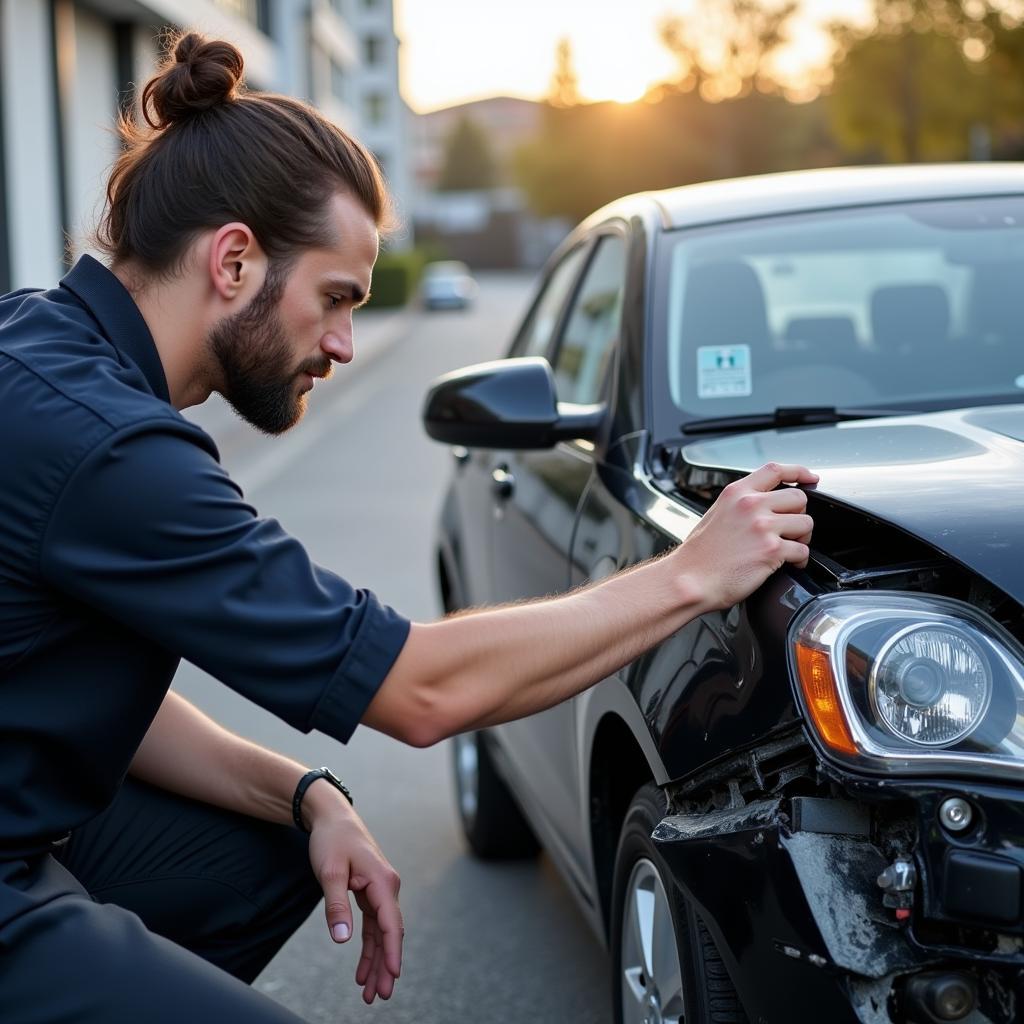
[301,249,373,296]
[324,191,378,245]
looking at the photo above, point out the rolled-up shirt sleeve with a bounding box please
[39,419,410,742]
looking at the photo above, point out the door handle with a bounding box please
[491,465,515,500]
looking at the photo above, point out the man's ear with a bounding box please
[208,223,267,303]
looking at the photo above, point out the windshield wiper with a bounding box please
[680,406,907,436]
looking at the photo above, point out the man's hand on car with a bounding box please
[303,783,404,1003]
[678,461,818,611]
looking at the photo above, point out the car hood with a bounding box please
[679,404,1024,602]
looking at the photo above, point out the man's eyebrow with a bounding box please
[322,277,369,307]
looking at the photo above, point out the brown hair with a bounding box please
[96,30,393,274]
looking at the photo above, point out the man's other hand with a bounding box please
[304,782,403,1003]
[678,461,818,611]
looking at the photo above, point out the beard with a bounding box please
[208,262,331,435]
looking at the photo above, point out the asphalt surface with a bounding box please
[177,273,614,1024]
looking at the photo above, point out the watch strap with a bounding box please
[292,767,353,832]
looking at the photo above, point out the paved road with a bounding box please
[177,273,613,1024]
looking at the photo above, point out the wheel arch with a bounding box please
[588,713,654,938]
[579,680,670,937]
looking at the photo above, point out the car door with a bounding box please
[489,229,629,874]
[446,245,590,608]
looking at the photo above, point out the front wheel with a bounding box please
[611,783,748,1024]
[451,730,539,860]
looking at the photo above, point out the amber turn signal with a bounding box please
[794,643,858,756]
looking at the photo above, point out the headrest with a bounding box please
[871,284,950,349]
[682,261,769,349]
[783,316,858,352]
[967,263,1024,344]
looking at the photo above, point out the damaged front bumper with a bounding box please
[653,780,1024,1023]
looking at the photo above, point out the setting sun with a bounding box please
[573,40,677,104]
[396,0,874,112]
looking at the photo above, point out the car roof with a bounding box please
[582,163,1024,233]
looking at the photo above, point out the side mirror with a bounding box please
[422,357,603,450]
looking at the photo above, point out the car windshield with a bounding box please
[654,195,1024,429]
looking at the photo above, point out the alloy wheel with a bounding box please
[620,857,686,1024]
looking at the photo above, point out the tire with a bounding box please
[451,730,540,860]
[611,782,748,1024]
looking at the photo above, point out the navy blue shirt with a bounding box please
[0,255,410,857]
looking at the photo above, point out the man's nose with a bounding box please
[321,329,353,364]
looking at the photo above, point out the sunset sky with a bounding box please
[394,0,873,113]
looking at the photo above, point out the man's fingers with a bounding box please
[741,462,819,493]
[780,539,811,568]
[370,938,396,1004]
[772,514,814,541]
[375,960,397,1001]
[362,929,389,1004]
[361,877,404,979]
[378,900,404,978]
[355,919,376,987]
[320,866,352,943]
[764,487,809,513]
[362,945,381,1005]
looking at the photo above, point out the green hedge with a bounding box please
[367,246,443,308]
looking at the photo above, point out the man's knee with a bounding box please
[68,782,324,980]
[0,886,307,1023]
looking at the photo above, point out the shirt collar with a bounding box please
[59,255,171,403]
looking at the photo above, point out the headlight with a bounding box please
[870,625,991,747]
[789,592,1024,778]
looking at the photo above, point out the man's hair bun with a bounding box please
[141,31,244,130]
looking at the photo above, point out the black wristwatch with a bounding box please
[292,767,353,832]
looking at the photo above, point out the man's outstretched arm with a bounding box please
[129,692,403,1004]
[364,462,817,747]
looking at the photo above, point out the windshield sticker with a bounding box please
[1015,374,1024,389]
[697,345,752,399]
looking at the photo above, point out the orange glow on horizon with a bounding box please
[396,0,873,114]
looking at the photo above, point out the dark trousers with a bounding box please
[0,778,323,1022]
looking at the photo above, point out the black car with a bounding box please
[422,165,1024,1024]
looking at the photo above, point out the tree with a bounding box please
[513,0,840,224]
[828,30,987,160]
[549,37,581,107]
[513,90,830,224]
[436,116,498,191]
[825,0,1016,161]
[659,0,801,99]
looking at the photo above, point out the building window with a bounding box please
[364,92,387,125]
[330,59,346,102]
[364,35,384,65]
[212,0,270,33]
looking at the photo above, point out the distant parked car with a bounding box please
[420,260,477,310]
[423,165,1024,1024]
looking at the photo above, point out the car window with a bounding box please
[511,245,589,360]
[552,235,627,404]
[657,195,1024,421]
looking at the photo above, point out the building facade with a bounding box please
[0,0,409,293]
